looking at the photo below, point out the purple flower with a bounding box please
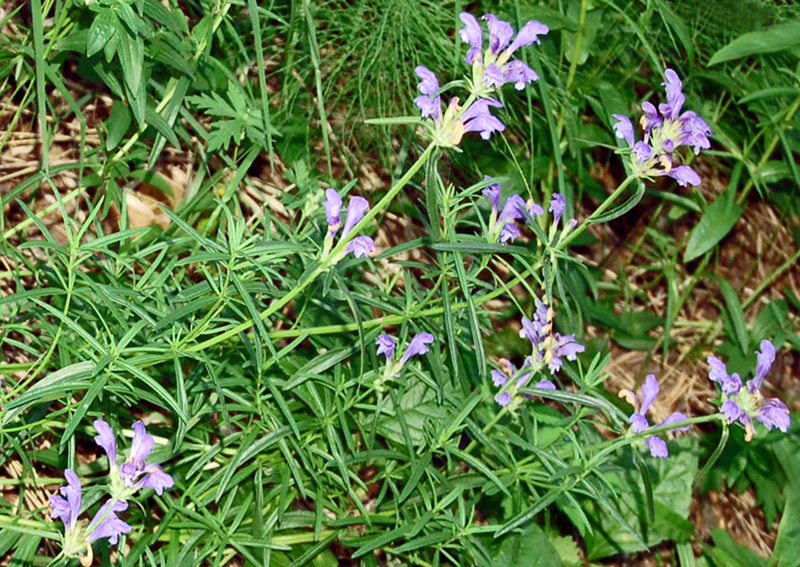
[482,14,514,54]
[376,334,396,360]
[459,13,483,64]
[660,68,685,120]
[503,59,538,90]
[491,369,508,387]
[612,114,635,147]
[50,469,82,529]
[341,196,369,238]
[399,332,435,366]
[548,193,566,225]
[632,141,652,163]
[482,176,501,213]
[324,189,342,231]
[507,20,549,54]
[462,98,505,140]
[87,500,131,545]
[528,201,545,217]
[708,340,791,439]
[549,333,584,373]
[500,223,521,243]
[346,235,375,258]
[535,379,556,390]
[495,391,512,406]
[756,398,791,432]
[664,165,701,187]
[484,64,505,88]
[94,419,174,496]
[641,101,662,132]
[499,194,526,223]
[622,375,687,458]
[679,111,712,154]
[414,66,441,121]
[749,339,775,391]
[520,298,548,348]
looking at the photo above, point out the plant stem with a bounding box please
[187,143,436,353]
[556,174,636,250]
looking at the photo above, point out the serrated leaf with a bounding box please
[708,21,800,66]
[684,192,743,262]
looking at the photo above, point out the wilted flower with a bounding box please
[611,68,711,187]
[458,12,547,94]
[50,469,132,562]
[619,375,689,458]
[707,340,790,441]
[94,420,174,500]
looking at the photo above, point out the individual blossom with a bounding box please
[50,469,132,562]
[520,297,585,374]
[321,192,376,260]
[482,176,544,243]
[376,334,396,360]
[93,419,174,500]
[376,332,435,383]
[611,68,712,187]
[461,98,505,140]
[414,65,441,121]
[619,375,689,458]
[707,340,790,441]
[548,193,566,225]
[491,358,555,408]
[458,12,548,95]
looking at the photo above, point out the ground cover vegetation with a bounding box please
[1,0,800,565]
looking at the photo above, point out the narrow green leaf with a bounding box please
[106,100,131,150]
[718,278,749,355]
[684,193,743,262]
[709,21,800,66]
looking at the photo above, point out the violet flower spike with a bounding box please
[399,332,435,366]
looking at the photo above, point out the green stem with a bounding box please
[556,175,636,250]
[186,143,436,353]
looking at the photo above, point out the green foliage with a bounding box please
[2,0,799,564]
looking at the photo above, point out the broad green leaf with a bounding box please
[684,192,743,262]
[708,21,800,66]
[489,525,562,567]
[87,8,118,57]
[106,99,131,150]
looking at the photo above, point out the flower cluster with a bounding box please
[322,189,375,260]
[619,375,689,458]
[49,420,173,563]
[708,340,791,441]
[520,297,584,373]
[492,358,555,408]
[481,177,573,244]
[50,470,131,564]
[459,13,548,95]
[612,68,712,187]
[94,420,174,500]
[490,298,584,408]
[412,12,547,147]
